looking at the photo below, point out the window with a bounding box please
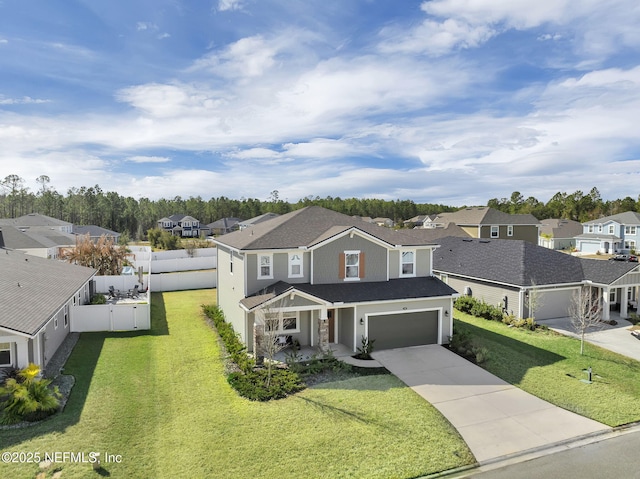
[230,252,234,274]
[0,343,11,366]
[507,225,513,237]
[588,225,594,233]
[264,312,299,333]
[626,226,637,235]
[345,251,360,280]
[64,305,69,328]
[288,253,303,278]
[609,225,615,234]
[490,226,499,238]
[400,250,415,276]
[625,240,636,250]
[258,254,273,279]
[598,225,602,232]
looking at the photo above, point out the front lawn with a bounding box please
[454,311,640,427]
[0,290,474,479]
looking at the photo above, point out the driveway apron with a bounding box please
[372,345,609,464]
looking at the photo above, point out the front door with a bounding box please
[327,309,335,343]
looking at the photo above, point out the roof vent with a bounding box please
[479,240,490,243]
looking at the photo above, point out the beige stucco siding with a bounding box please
[313,234,387,283]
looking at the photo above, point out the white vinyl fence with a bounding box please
[150,270,217,291]
[93,274,149,293]
[72,302,151,332]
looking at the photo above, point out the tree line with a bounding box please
[487,187,639,222]
[0,175,453,240]
[1,174,636,240]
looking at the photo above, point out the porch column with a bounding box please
[621,287,629,319]
[318,307,329,353]
[602,287,610,321]
[15,337,29,369]
[253,323,265,364]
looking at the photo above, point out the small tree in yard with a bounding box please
[524,282,544,322]
[62,234,129,275]
[254,298,292,387]
[569,286,603,355]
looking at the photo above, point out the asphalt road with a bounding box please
[467,428,640,479]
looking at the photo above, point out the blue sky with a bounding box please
[1,0,639,206]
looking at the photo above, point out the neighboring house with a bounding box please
[72,225,121,244]
[538,219,583,250]
[0,213,73,234]
[0,225,76,259]
[214,206,457,354]
[237,213,280,230]
[208,217,243,236]
[372,217,395,228]
[404,214,445,229]
[433,236,640,322]
[157,214,204,238]
[575,212,640,255]
[435,207,540,243]
[0,248,96,371]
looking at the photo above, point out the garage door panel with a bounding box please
[535,290,574,320]
[369,311,438,350]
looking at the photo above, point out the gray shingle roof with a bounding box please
[436,207,540,226]
[0,249,96,336]
[0,213,72,228]
[241,277,457,310]
[583,211,640,225]
[0,225,76,249]
[579,258,638,284]
[215,206,439,251]
[433,236,637,287]
[539,219,583,238]
[72,225,120,237]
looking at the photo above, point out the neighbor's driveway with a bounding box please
[540,316,640,362]
[372,345,609,464]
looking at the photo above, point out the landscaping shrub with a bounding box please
[227,369,305,401]
[202,305,255,374]
[454,296,475,314]
[90,294,107,305]
[456,296,504,322]
[202,304,306,400]
[0,363,61,425]
[448,329,490,365]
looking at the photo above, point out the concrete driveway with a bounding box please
[540,315,640,361]
[372,345,609,464]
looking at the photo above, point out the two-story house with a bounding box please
[435,207,540,243]
[575,212,640,255]
[213,206,457,355]
[157,214,204,238]
[538,219,583,250]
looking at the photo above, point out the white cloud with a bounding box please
[136,22,157,31]
[127,156,171,163]
[217,0,244,12]
[0,96,49,105]
[0,39,7,45]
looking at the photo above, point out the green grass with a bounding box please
[454,311,640,426]
[0,290,474,478]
